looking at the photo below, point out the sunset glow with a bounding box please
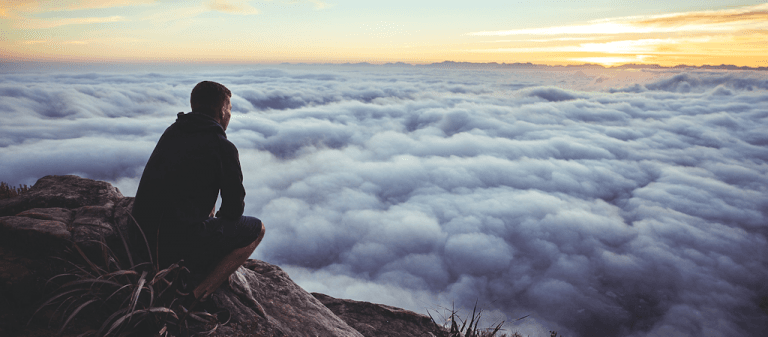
[3,3,768,336]
[1,1,766,66]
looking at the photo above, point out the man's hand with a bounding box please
[209,189,219,217]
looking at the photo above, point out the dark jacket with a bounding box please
[131,112,245,265]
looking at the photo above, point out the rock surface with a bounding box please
[313,293,441,337]
[0,175,447,337]
[208,260,364,337]
[0,175,123,217]
[0,176,124,255]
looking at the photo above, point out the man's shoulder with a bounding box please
[219,135,239,155]
[158,116,238,155]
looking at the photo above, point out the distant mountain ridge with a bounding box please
[285,60,768,71]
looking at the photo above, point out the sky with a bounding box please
[0,65,767,337]
[1,0,767,66]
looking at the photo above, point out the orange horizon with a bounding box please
[1,2,766,68]
[1,54,765,69]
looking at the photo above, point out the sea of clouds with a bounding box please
[1,64,766,337]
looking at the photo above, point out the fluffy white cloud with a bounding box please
[1,65,766,337]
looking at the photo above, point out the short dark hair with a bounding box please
[190,81,231,116]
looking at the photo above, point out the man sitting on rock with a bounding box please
[131,81,265,306]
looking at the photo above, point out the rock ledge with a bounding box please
[0,175,446,337]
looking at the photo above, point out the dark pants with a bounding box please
[132,215,262,274]
[185,215,263,273]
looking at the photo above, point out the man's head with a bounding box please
[191,81,232,130]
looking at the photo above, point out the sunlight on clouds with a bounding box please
[16,15,125,29]
[464,46,586,53]
[464,39,682,54]
[484,37,598,44]
[463,3,768,67]
[138,5,208,24]
[468,35,761,56]
[570,56,650,66]
[307,0,331,10]
[577,39,678,54]
[468,3,768,36]
[632,3,768,26]
[206,0,259,15]
[22,37,144,46]
[529,37,599,42]
[0,0,39,14]
[466,21,742,37]
[1,1,765,67]
[468,22,664,36]
[0,0,155,13]
[43,0,156,11]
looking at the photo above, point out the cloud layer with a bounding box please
[1,65,766,336]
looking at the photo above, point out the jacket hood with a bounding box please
[174,112,225,135]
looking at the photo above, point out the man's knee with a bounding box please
[247,220,265,249]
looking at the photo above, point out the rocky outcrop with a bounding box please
[0,175,128,256]
[313,293,441,337]
[0,175,123,217]
[208,260,363,337]
[0,175,446,337]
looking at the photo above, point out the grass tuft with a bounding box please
[28,216,221,336]
[428,301,528,337]
[0,181,30,200]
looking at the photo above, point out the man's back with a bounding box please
[131,81,264,305]
[131,112,245,267]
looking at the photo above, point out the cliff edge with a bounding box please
[0,175,445,337]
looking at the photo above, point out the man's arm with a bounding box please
[216,141,246,219]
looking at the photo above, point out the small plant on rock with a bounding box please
[0,181,30,200]
[29,215,222,336]
[428,301,527,337]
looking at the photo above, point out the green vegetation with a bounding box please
[0,181,30,200]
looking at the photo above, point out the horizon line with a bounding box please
[1,59,766,71]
